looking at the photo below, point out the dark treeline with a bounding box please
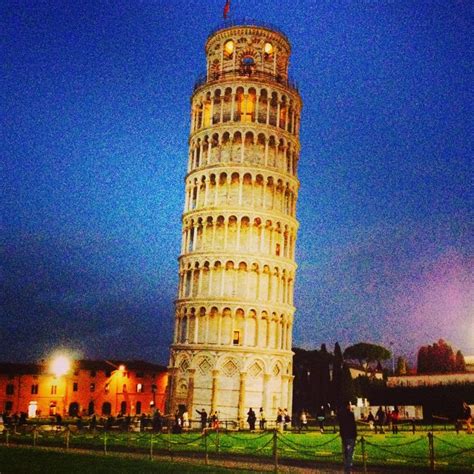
[368,383,474,421]
[293,343,356,416]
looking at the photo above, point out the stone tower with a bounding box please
[168,21,302,423]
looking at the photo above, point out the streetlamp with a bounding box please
[50,354,71,416]
[389,342,395,374]
[104,361,126,416]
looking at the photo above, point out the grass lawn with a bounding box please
[3,429,474,472]
[0,445,255,473]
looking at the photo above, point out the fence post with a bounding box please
[150,433,153,461]
[412,420,416,435]
[104,431,107,455]
[428,432,435,471]
[216,427,220,454]
[272,429,278,474]
[361,436,367,474]
[66,428,70,450]
[168,424,173,461]
[33,426,37,447]
[6,429,9,447]
[204,429,209,465]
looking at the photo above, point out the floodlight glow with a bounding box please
[51,355,71,377]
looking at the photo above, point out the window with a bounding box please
[102,402,111,416]
[6,384,14,395]
[136,383,144,393]
[151,384,157,393]
[105,383,110,394]
[120,401,127,415]
[136,401,142,415]
[5,401,13,411]
[241,55,255,76]
[73,382,78,392]
[51,385,57,395]
[224,40,234,57]
[31,384,39,394]
[264,42,274,56]
[122,384,127,392]
[233,330,240,345]
[90,383,95,392]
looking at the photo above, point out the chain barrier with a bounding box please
[432,433,474,450]
[223,430,271,442]
[363,438,428,460]
[3,423,474,472]
[166,433,205,446]
[278,432,339,450]
[252,436,275,453]
[362,435,425,448]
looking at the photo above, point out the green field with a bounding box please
[2,429,473,472]
[0,446,255,474]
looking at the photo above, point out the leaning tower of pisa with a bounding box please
[167,21,302,423]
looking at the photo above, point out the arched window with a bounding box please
[68,402,79,417]
[88,401,95,415]
[136,401,142,415]
[102,402,111,416]
[120,401,127,415]
[224,40,234,58]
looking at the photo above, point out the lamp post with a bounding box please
[104,361,125,416]
[50,355,71,416]
[389,341,395,375]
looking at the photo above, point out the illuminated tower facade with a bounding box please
[168,22,302,422]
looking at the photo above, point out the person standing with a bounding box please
[317,405,325,433]
[259,407,266,430]
[247,407,256,431]
[338,402,357,474]
[375,406,385,434]
[196,408,208,432]
[299,410,308,431]
[463,402,472,434]
[391,407,399,434]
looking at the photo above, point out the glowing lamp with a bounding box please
[264,42,273,55]
[224,40,234,57]
[51,355,71,377]
[118,364,126,371]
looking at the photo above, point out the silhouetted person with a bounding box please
[338,402,357,474]
[247,408,256,430]
[196,408,208,431]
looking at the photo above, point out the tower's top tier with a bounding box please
[201,21,294,90]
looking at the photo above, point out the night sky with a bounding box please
[3,1,472,365]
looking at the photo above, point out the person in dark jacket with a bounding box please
[338,402,357,474]
[247,407,256,431]
[196,408,208,432]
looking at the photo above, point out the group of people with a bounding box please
[361,406,400,434]
[195,408,219,431]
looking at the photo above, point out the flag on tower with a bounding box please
[223,0,231,19]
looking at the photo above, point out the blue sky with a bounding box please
[2,0,472,365]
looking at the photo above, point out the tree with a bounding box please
[343,342,391,373]
[417,339,463,374]
[455,350,466,372]
[395,356,409,375]
[292,346,334,415]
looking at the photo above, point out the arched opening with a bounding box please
[68,402,79,417]
[102,402,112,416]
